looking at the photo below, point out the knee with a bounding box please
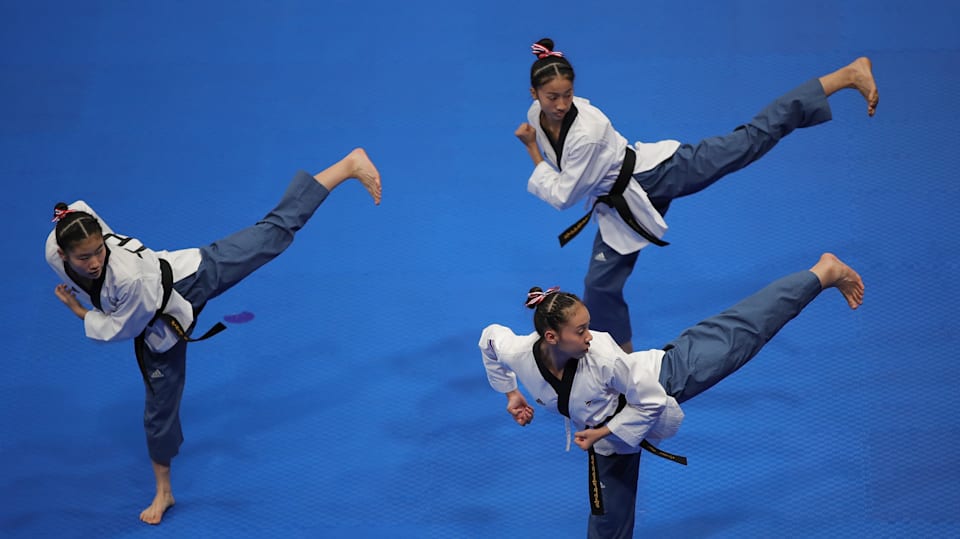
[144,411,183,464]
[147,439,180,466]
[259,216,299,243]
[143,393,185,459]
[583,271,609,295]
[585,251,636,291]
[584,264,630,297]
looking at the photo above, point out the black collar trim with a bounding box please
[543,104,579,170]
[532,338,579,418]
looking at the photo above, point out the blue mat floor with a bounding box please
[2,2,959,537]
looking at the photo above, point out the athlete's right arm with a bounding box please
[526,141,610,210]
[479,325,519,392]
[515,123,544,167]
[480,325,535,426]
[505,389,535,426]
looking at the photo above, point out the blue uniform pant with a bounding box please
[587,451,641,539]
[587,270,823,538]
[583,78,832,345]
[139,170,329,465]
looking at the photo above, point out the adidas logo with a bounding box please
[149,369,164,379]
[594,252,606,262]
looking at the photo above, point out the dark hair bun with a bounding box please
[536,38,555,51]
[526,286,543,309]
[53,202,69,221]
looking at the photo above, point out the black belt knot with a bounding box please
[587,394,687,516]
[134,258,227,394]
[558,146,670,248]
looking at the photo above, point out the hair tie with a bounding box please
[52,208,75,223]
[531,43,564,59]
[526,286,561,308]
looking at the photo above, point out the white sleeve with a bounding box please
[602,353,669,448]
[526,141,610,211]
[83,275,161,342]
[478,325,519,393]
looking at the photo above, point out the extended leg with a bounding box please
[658,253,863,403]
[175,149,381,307]
[637,78,832,207]
[637,58,877,207]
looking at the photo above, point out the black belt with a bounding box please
[586,394,687,516]
[558,147,670,248]
[542,354,686,515]
[134,258,227,394]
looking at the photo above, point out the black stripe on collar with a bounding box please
[532,338,579,418]
[543,104,579,170]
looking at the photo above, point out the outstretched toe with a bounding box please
[851,57,879,116]
[821,253,865,309]
[349,148,382,205]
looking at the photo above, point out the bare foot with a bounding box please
[139,491,175,525]
[819,57,879,116]
[348,148,382,205]
[810,253,865,309]
[849,57,879,117]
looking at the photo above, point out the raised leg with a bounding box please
[636,78,832,208]
[174,149,382,307]
[658,254,863,403]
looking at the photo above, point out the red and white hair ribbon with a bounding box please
[526,286,561,308]
[531,43,564,59]
[52,207,75,223]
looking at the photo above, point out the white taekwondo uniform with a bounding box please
[480,323,684,456]
[45,201,201,354]
[525,96,680,256]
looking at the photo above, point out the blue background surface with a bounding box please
[2,1,958,537]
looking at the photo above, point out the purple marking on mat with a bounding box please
[224,311,255,324]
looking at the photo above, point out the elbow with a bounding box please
[530,187,575,210]
[86,331,125,344]
[552,197,579,211]
[92,324,141,343]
